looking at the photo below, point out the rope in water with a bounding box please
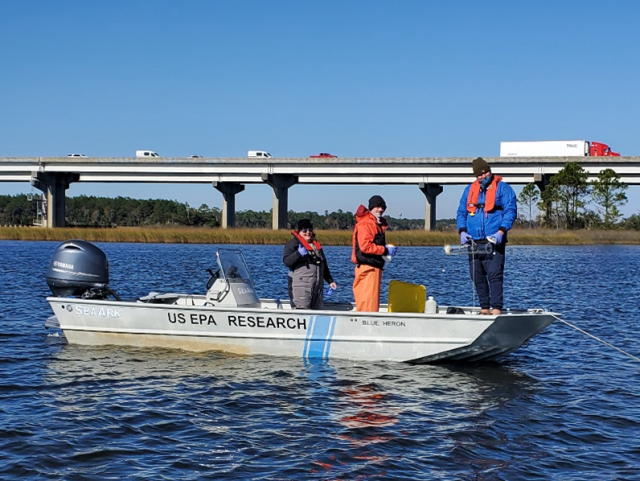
[551,314,640,363]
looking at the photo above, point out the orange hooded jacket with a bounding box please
[351,204,388,269]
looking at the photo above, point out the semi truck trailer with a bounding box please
[500,140,619,157]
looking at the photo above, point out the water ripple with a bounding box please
[1,241,639,479]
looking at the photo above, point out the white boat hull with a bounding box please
[47,296,556,363]
[44,245,557,363]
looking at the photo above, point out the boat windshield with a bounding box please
[216,249,255,285]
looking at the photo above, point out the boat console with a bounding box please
[205,249,260,308]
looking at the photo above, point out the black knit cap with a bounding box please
[472,157,491,176]
[296,218,313,231]
[368,195,387,210]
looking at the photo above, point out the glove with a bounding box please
[385,245,397,256]
[297,245,308,256]
[460,232,473,245]
[490,232,504,245]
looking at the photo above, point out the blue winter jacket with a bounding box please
[456,179,518,240]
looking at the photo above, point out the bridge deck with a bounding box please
[3,156,638,228]
[3,156,640,184]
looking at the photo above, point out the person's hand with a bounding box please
[385,245,397,256]
[460,232,473,244]
[329,282,337,290]
[490,232,504,245]
[297,245,308,256]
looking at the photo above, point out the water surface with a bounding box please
[1,241,639,479]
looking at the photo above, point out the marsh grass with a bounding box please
[2,226,640,245]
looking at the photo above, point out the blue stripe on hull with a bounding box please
[304,316,336,359]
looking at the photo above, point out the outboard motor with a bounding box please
[46,240,118,299]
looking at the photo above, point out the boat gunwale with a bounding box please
[46,296,559,321]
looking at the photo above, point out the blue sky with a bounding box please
[1,1,639,220]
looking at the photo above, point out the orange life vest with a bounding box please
[291,231,322,252]
[467,176,502,217]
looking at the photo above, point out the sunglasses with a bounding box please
[300,228,313,233]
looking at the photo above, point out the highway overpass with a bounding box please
[2,156,639,229]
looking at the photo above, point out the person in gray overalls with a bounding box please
[283,219,337,309]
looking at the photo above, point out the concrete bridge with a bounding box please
[2,156,640,228]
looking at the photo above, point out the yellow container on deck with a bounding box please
[387,280,426,313]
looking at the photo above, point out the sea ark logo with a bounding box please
[75,305,122,318]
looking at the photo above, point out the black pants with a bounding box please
[468,245,505,310]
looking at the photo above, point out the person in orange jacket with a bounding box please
[351,195,397,312]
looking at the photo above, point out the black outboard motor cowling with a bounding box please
[46,240,111,298]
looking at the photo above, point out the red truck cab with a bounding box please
[590,141,620,156]
[310,153,337,158]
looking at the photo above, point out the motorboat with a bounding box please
[44,240,558,363]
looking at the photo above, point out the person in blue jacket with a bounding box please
[456,157,517,315]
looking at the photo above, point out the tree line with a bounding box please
[0,194,436,230]
[517,162,638,230]
[1,163,638,230]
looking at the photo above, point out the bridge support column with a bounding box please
[261,174,298,230]
[534,173,552,192]
[30,172,79,228]
[213,181,245,229]
[419,183,443,231]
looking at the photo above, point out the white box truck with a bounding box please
[500,140,619,157]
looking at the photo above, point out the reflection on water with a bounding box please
[42,345,541,478]
[299,358,538,477]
